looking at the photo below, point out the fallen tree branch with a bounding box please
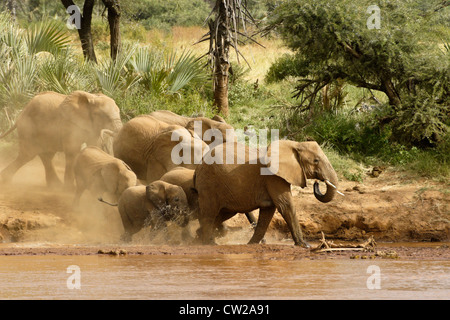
[311,232,377,253]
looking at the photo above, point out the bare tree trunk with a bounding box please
[382,78,401,109]
[61,0,97,63]
[7,0,16,21]
[102,0,121,61]
[213,1,231,117]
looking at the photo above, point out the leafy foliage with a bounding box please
[0,14,70,109]
[25,19,70,56]
[121,0,211,30]
[128,47,208,95]
[266,0,449,146]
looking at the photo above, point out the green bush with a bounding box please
[122,0,211,30]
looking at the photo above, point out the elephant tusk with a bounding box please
[325,180,345,197]
[325,180,337,189]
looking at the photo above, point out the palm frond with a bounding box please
[25,19,70,56]
[167,50,208,94]
[95,44,140,97]
[0,56,38,107]
[128,47,207,95]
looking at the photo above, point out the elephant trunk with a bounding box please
[313,169,338,203]
[113,119,123,132]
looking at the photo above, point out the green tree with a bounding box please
[267,0,449,146]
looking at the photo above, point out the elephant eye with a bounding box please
[314,158,320,164]
[174,197,179,202]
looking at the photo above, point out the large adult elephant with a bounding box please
[0,91,122,188]
[194,140,339,247]
[149,110,235,146]
[149,110,227,127]
[113,115,209,183]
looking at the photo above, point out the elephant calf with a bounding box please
[73,146,137,207]
[117,181,190,242]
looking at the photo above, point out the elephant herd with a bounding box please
[0,91,340,247]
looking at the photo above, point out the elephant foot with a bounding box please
[247,237,266,245]
[294,240,311,248]
[214,224,229,238]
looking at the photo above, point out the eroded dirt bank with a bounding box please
[0,148,448,259]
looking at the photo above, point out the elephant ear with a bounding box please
[59,91,96,133]
[101,162,119,194]
[185,117,208,138]
[146,182,166,210]
[265,140,307,188]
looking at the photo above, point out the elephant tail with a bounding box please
[0,123,17,139]
[98,197,118,207]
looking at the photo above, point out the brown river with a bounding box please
[1,250,449,300]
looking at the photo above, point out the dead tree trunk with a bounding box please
[61,0,97,63]
[213,3,231,116]
[201,0,260,117]
[102,0,121,61]
[7,0,16,21]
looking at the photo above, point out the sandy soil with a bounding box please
[0,145,448,259]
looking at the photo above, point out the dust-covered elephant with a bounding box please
[113,116,209,183]
[117,181,190,242]
[0,91,122,188]
[73,146,137,207]
[159,167,198,212]
[194,140,340,247]
[149,110,235,146]
[160,166,258,227]
[150,110,227,127]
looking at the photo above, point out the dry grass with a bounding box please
[139,26,291,83]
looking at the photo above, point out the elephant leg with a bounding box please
[245,211,258,228]
[72,186,84,208]
[63,152,77,191]
[214,210,236,238]
[196,193,221,244]
[39,152,62,188]
[248,207,275,244]
[277,200,309,248]
[197,206,220,245]
[267,179,309,248]
[0,150,35,183]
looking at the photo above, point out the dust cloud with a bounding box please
[0,146,261,246]
[0,146,125,244]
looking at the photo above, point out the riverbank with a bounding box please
[0,148,449,258]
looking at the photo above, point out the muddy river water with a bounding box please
[1,252,449,300]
